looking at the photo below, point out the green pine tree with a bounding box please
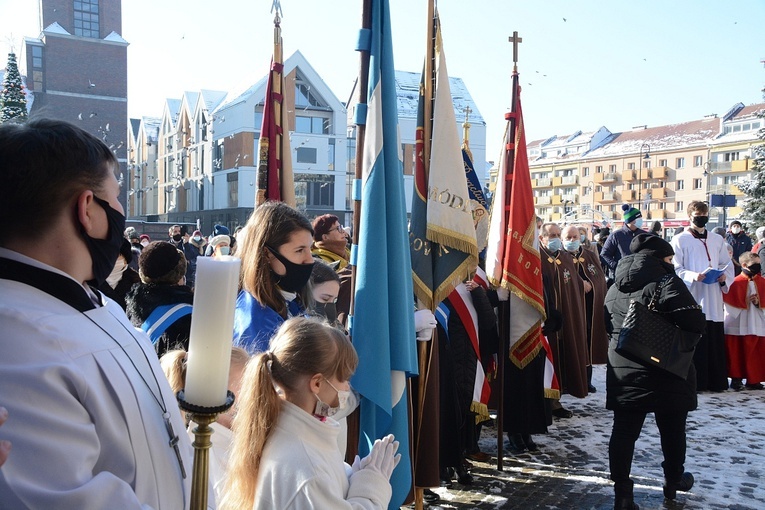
[737,85,765,226]
[1,52,28,124]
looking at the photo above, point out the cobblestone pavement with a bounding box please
[410,365,765,510]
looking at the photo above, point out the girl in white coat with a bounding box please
[219,317,399,510]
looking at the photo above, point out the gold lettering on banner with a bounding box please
[410,235,453,258]
[427,186,471,213]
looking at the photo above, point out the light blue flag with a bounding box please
[350,0,419,507]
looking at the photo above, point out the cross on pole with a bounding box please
[509,31,522,69]
[463,105,472,124]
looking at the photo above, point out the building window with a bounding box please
[659,201,666,210]
[693,178,702,189]
[295,115,330,135]
[676,201,684,212]
[627,162,635,170]
[723,152,740,162]
[659,159,667,167]
[583,166,589,176]
[295,173,334,209]
[643,160,651,169]
[227,172,238,208]
[73,0,100,38]
[596,165,603,173]
[676,180,684,190]
[693,155,702,167]
[31,46,42,68]
[676,157,685,169]
[295,82,325,109]
[296,147,317,164]
[609,164,616,172]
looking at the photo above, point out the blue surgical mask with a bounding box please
[634,218,644,229]
[546,238,563,252]
[564,240,581,252]
[218,246,230,256]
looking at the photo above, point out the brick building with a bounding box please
[24,0,129,208]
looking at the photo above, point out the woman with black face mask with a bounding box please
[307,260,342,325]
[234,202,315,354]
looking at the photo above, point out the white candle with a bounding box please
[185,255,241,407]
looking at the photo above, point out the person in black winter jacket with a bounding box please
[604,233,706,510]
[126,241,194,357]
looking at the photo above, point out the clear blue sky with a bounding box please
[2,0,763,153]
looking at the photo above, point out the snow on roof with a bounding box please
[42,22,70,35]
[103,31,128,44]
[584,118,720,158]
[183,91,200,111]
[217,76,268,112]
[141,116,161,142]
[394,70,484,125]
[199,89,228,112]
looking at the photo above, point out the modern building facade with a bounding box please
[522,102,764,236]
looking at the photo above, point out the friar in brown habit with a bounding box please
[539,223,589,416]
[561,225,609,392]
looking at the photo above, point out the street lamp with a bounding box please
[638,143,651,205]
[703,159,712,204]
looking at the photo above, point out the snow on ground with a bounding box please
[410,364,765,509]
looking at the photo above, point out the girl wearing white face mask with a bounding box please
[220,317,399,510]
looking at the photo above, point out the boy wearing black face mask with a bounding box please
[722,252,765,391]
[0,119,193,507]
[670,201,736,392]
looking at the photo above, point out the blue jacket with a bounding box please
[601,225,646,272]
[233,290,303,354]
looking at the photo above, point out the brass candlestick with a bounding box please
[177,390,235,510]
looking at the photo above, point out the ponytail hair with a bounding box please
[220,316,358,509]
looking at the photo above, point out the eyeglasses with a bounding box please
[332,225,345,234]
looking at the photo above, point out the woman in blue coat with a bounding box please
[234,202,315,353]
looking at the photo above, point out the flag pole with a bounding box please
[412,3,436,509]
[496,31,522,471]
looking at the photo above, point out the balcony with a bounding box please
[561,193,579,203]
[650,187,672,200]
[731,159,751,173]
[649,166,669,180]
[552,194,562,205]
[552,176,563,186]
[595,191,618,203]
[600,172,618,183]
[535,196,552,205]
[622,189,636,201]
[536,177,552,187]
[562,175,579,185]
[622,170,638,182]
[646,209,667,219]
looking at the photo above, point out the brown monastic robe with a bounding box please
[540,245,589,398]
[570,247,609,365]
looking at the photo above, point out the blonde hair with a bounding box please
[160,346,251,398]
[219,317,358,510]
[238,202,313,317]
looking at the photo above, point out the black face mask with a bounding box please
[660,260,676,274]
[81,195,126,286]
[313,302,338,323]
[172,234,183,242]
[743,264,761,277]
[266,244,315,292]
[691,216,709,228]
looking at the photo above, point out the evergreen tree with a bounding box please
[0,52,28,124]
[737,85,765,225]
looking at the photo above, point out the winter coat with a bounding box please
[604,253,706,413]
[725,232,753,262]
[125,282,194,357]
[181,242,203,288]
[601,225,650,273]
[97,267,141,311]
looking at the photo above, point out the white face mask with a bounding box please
[140,240,149,248]
[731,226,741,234]
[105,258,127,288]
[313,378,351,417]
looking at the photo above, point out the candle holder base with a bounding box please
[177,390,235,510]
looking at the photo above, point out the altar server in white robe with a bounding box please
[0,119,198,509]
[670,200,734,392]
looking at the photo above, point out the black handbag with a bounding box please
[616,275,702,379]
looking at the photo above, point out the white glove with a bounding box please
[360,434,401,481]
[496,288,510,301]
[351,455,363,474]
[414,309,437,332]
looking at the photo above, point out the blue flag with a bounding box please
[350,1,419,507]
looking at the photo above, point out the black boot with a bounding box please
[614,480,639,510]
[521,434,538,451]
[506,432,527,453]
[587,365,597,393]
[455,463,473,485]
[663,472,694,500]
